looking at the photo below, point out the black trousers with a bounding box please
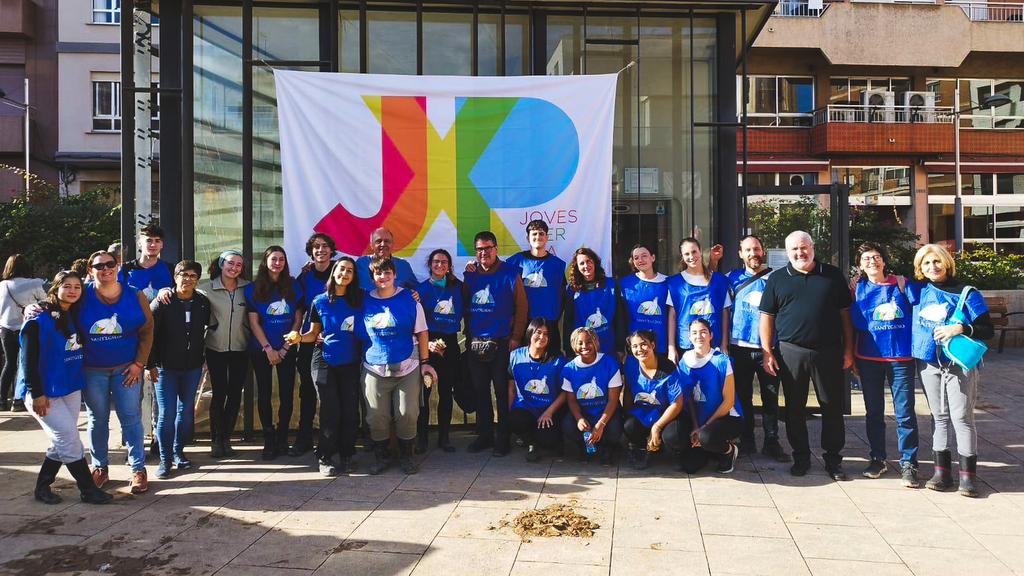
[311,349,360,460]
[509,406,566,449]
[731,346,782,445]
[206,349,249,441]
[417,331,458,436]
[777,340,846,466]
[0,328,19,404]
[561,409,623,451]
[295,343,319,438]
[677,415,745,473]
[251,347,298,433]
[623,413,686,451]
[467,343,511,444]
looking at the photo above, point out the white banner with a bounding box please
[274,71,617,280]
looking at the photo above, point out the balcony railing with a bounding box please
[812,104,955,125]
[772,0,831,17]
[949,1,1024,21]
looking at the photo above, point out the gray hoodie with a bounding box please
[0,278,47,330]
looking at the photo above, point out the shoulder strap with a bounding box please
[956,285,974,315]
[733,268,771,297]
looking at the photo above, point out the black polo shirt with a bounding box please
[759,260,851,349]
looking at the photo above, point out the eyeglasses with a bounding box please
[475,245,496,254]
[177,273,199,280]
[430,259,449,266]
[90,261,117,270]
[860,255,883,262]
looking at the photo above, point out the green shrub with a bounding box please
[955,245,1024,290]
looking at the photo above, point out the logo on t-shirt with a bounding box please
[689,296,714,315]
[90,314,122,335]
[472,285,494,305]
[267,298,290,316]
[340,316,354,331]
[525,376,549,395]
[919,303,950,323]
[434,296,455,315]
[369,307,397,329]
[742,290,762,308]
[872,296,905,321]
[523,271,548,288]
[691,382,706,403]
[634,391,660,406]
[586,307,608,328]
[142,282,158,302]
[637,298,662,316]
[65,333,82,351]
[577,377,605,400]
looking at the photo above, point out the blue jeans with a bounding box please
[856,358,919,467]
[83,368,145,471]
[154,367,203,465]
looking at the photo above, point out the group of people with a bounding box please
[3,217,992,506]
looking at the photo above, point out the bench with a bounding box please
[984,296,1024,353]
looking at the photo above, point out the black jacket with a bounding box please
[148,292,212,371]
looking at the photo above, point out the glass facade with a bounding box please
[927,172,1024,254]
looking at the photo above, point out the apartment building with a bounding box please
[741,0,1024,254]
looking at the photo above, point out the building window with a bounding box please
[928,173,1024,254]
[927,79,1024,129]
[829,78,911,105]
[834,166,912,205]
[93,0,119,24]
[92,80,160,132]
[738,76,814,126]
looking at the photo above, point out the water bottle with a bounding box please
[583,431,597,453]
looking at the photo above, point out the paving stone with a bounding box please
[513,560,608,576]
[703,534,810,576]
[804,558,913,576]
[409,535,519,575]
[691,474,775,507]
[437,505,522,541]
[610,548,709,576]
[866,513,985,550]
[788,524,900,563]
[274,498,375,535]
[895,545,1015,576]
[514,528,612,566]
[372,489,460,520]
[314,550,418,576]
[770,493,870,527]
[232,528,343,570]
[695,504,790,539]
[974,533,1024,574]
[343,516,445,555]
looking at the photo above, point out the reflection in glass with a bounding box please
[368,11,416,74]
[253,7,319,62]
[996,205,1024,239]
[423,12,472,75]
[779,77,813,114]
[996,174,1024,195]
[964,205,994,239]
[341,10,359,72]
[927,173,955,195]
[835,167,911,203]
[928,203,954,245]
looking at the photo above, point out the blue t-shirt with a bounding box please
[244,279,304,352]
[16,313,85,399]
[359,289,419,365]
[122,260,174,302]
[568,282,618,356]
[907,281,988,363]
[667,272,730,349]
[676,348,741,427]
[356,256,419,290]
[508,347,567,417]
[76,283,148,368]
[850,277,913,360]
[464,261,517,338]
[416,278,463,335]
[726,268,774,348]
[506,252,566,321]
[618,274,670,353]
[311,292,363,366]
[297,267,330,331]
[623,354,683,427]
[560,353,622,424]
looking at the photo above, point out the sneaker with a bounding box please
[318,457,339,477]
[10,400,26,412]
[92,466,109,489]
[155,462,172,480]
[466,435,494,454]
[825,463,847,481]
[900,463,920,488]
[716,444,737,474]
[600,446,615,467]
[790,460,810,477]
[174,455,192,470]
[339,457,357,474]
[737,439,755,458]
[761,442,792,463]
[862,459,888,479]
[130,469,149,494]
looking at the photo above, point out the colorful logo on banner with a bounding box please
[313,96,580,257]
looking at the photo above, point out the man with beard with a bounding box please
[724,235,789,462]
[759,231,854,480]
[355,228,420,290]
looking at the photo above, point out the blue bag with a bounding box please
[940,286,987,372]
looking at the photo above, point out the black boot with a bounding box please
[66,459,112,504]
[958,455,979,498]
[210,428,224,458]
[262,427,278,461]
[926,450,953,491]
[415,415,429,455]
[288,431,313,457]
[276,426,290,455]
[437,424,456,453]
[398,439,418,475]
[34,458,63,504]
[634,448,651,471]
[221,429,237,457]
[369,441,391,475]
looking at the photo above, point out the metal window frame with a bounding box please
[93,0,121,24]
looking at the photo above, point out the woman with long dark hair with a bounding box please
[0,254,47,411]
[508,317,567,462]
[20,271,112,505]
[618,244,671,354]
[666,238,731,364]
[245,246,304,460]
[285,257,364,476]
[563,247,622,360]
[622,329,685,471]
[414,248,462,453]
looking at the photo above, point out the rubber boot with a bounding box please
[368,441,391,475]
[926,450,953,491]
[436,422,456,453]
[958,455,979,498]
[262,426,278,461]
[34,457,63,504]
[66,458,112,504]
[398,439,418,475]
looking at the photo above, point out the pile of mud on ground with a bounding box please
[504,503,600,540]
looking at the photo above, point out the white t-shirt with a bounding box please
[561,352,623,391]
[664,272,733,308]
[682,348,740,418]
[635,272,667,283]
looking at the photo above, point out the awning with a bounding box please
[923,162,1024,174]
[736,158,830,173]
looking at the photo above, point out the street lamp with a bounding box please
[0,79,30,195]
[953,92,1012,254]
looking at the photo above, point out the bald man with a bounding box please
[355,227,419,290]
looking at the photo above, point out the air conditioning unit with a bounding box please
[862,90,896,123]
[902,91,937,123]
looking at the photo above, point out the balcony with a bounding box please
[772,0,831,17]
[812,104,955,125]
[949,1,1024,21]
